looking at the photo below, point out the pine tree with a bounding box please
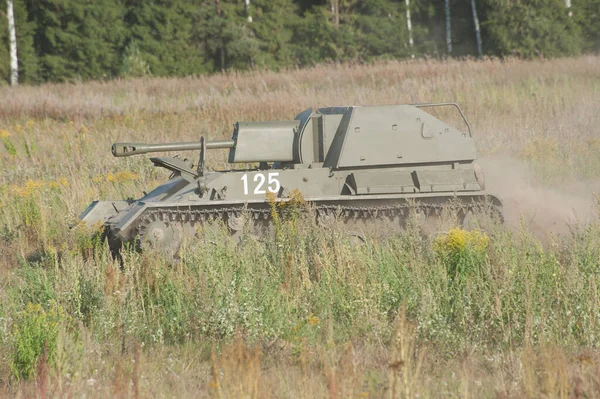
[0,3,10,83]
[27,0,126,81]
[291,5,355,66]
[352,0,412,59]
[125,0,209,76]
[248,0,297,69]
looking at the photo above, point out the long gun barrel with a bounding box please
[112,120,299,162]
[112,140,235,157]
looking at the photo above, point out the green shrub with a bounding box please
[433,227,489,284]
[9,302,63,381]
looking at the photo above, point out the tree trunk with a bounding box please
[331,0,339,28]
[7,0,18,85]
[470,0,483,58]
[445,0,452,55]
[245,0,252,23]
[565,0,572,17]
[405,0,414,57]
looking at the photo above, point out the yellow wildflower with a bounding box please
[0,129,9,138]
[11,180,45,197]
[94,171,139,183]
[10,178,69,197]
[113,171,139,182]
[48,178,69,189]
[434,227,489,254]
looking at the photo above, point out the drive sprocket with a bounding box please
[135,214,183,256]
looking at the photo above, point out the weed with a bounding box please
[434,227,489,284]
[9,302,63,381]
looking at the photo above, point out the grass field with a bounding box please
[0,56,599,397]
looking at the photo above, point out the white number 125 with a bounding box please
[241,172,281,195]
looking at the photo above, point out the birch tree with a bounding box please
[445,0,452,54]
[471,0,483,57]
[405,0,414,57]
[245,0,252,22]
[6,0,18,85]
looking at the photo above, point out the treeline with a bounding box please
[0,0,598,84]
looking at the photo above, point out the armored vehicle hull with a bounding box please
[79,103,502,255]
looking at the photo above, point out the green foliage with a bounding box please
[1,0,598,83]
[124,0,209,76]
[292,7,356,66]
[0,0,40,83]
[119,42,151,78]
[12,264,56,308]
[137,256,194,344]
[26,0,127,81]
[2,136,17,155]
[573,0,600,52]
[482,0,582,58]
[13,0,40,83]
[249,0,297,69]
[0,15,7,82]
[352,0,412,59]
[9,302,62,381]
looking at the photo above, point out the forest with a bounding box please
[1,0,599,84]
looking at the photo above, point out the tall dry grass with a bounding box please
[0,56,599,397]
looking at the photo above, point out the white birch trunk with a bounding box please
[405,0,414,57]
[7,0,18,85]
[471,0,483,57]
[565,0,572,17]
[245,0,252,23]
[445,0,452,55]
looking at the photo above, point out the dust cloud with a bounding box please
[479,156,599,239]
